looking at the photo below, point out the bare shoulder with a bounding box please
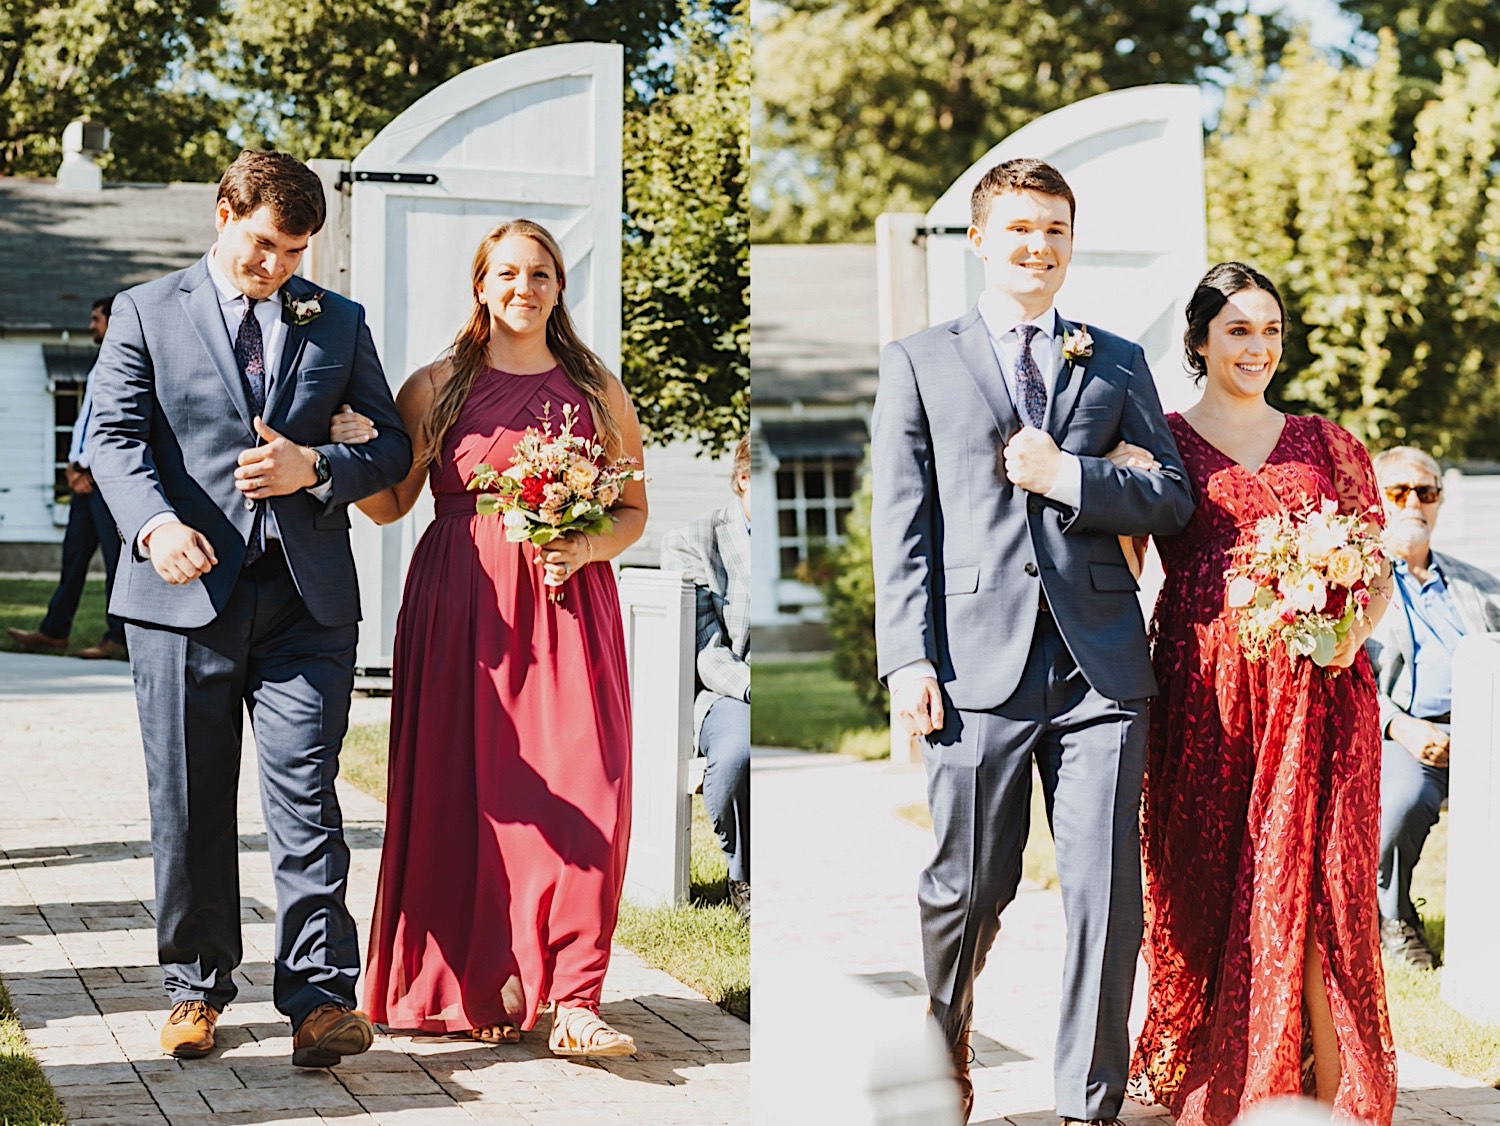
[399,356,455,408]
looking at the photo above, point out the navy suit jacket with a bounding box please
[89,256,411,629]
[871,306,1195,709]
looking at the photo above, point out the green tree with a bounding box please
[1205,26,1500,458]
[753,0,1227,243]
[809,465,886,722]
[1335,0,1500,80]
[219,0,735,159]
[0,0,236,180]
[621,0,749,452]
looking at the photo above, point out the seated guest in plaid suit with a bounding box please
[661,436,751,921]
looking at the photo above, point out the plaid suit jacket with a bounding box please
[660,502,751,744]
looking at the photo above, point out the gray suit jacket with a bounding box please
[871,307,1195,709]
[660,503,751,744]
[1363,549,1500,734]
[89,257,412,629]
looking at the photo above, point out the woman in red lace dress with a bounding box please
[343,220,647,1058]
[1127,263,1397,1125]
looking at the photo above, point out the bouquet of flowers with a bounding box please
[468,402,644,602]
[1225,498,1387,668]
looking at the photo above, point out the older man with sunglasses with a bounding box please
[1365,447,1500,969]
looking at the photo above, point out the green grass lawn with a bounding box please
[0,980,64,1126]
[753,657,888,755]
[342,722,749,1021]
[0,576,115,657]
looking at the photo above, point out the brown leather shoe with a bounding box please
[292,1003,374,1068]
[6,627,67,653]
[160,1000,219,1058]
[76,638,127,660]
[952,1028,974,1123]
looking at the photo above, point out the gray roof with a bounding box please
[0,179,216,332]
[750,244,879,406]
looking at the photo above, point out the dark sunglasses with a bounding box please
[1383,484,1442,504]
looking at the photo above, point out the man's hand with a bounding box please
[236,417,318,499]
[145,521,218,585]
[1390,712,1450,767]
[1003,427,1063,494]
[893,676,945,737]
[65,463,94,495]
[1104,441,1161,472]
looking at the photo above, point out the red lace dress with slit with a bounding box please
[1129,412,1396,1126]
[362,365,632,1033]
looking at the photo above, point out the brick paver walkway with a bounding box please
[0,651,747,1125]
[755,748,1500,1126]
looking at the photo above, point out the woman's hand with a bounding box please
[1327,622,1369,669]
[330,403,378,444]
[536,531,593,586]
[1105,441,1161,472]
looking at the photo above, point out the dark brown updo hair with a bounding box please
[1183,261,1285,385]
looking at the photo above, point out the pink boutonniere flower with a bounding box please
[285,291,324,326]
[1061,325,1093,362]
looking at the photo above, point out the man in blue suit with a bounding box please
[90,150,411,1067]
[871,158,1194,1123]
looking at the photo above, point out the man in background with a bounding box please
[1365,446,1500,970]
[661,435,752,922]
[7,295,127,659]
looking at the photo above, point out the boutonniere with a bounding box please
[283,290,324,327]
[1061,324,1093,362]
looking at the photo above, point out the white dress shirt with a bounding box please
[68,367,97,468]
[138,250,331,553]
[888,299,1084,695]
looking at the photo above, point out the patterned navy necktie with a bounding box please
[235,295,266,564]
[1014,323,1048,429]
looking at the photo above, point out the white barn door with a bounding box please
[923,84,1206,416]
[349,42,624,669]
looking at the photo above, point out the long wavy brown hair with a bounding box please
[415,219,622,473]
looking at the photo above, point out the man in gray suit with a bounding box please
[871,158,1194,1124]
[90,151,411,1066]
[1364,446,1500,970]
[661,435,752,921]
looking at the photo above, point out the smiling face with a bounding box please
[212,200,309,300]
[1196,286,1283,400]
[968,189,1073,317]
[477,234,560,338]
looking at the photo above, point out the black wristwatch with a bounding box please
[311,449,332,487]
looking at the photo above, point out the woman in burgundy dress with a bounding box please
[341,219,646,1057]
[1125,263,1397,1125]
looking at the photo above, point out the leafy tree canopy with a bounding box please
[1205,25,1500,459]
[753,0,1228,243]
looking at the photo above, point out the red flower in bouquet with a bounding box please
[467,402,645,603]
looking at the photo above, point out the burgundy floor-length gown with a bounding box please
[1130,413,1397,1126]
[363,365,632,1033]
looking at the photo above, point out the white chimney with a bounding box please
[56,118,110,192]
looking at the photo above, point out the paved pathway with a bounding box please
[0,651,748,1125]
[755,747,1500,1126]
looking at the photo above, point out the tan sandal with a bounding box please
[468,1023,520,1044]
[548,1005,635,1058]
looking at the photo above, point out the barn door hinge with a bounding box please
[337,170,441,187]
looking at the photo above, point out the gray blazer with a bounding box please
[89,257,411,630]
[1364,549,1500,733]
[871,307,1195,710]
[660,502,751,743]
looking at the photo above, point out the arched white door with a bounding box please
[348,42,624,669]
[924,84,1206,414]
